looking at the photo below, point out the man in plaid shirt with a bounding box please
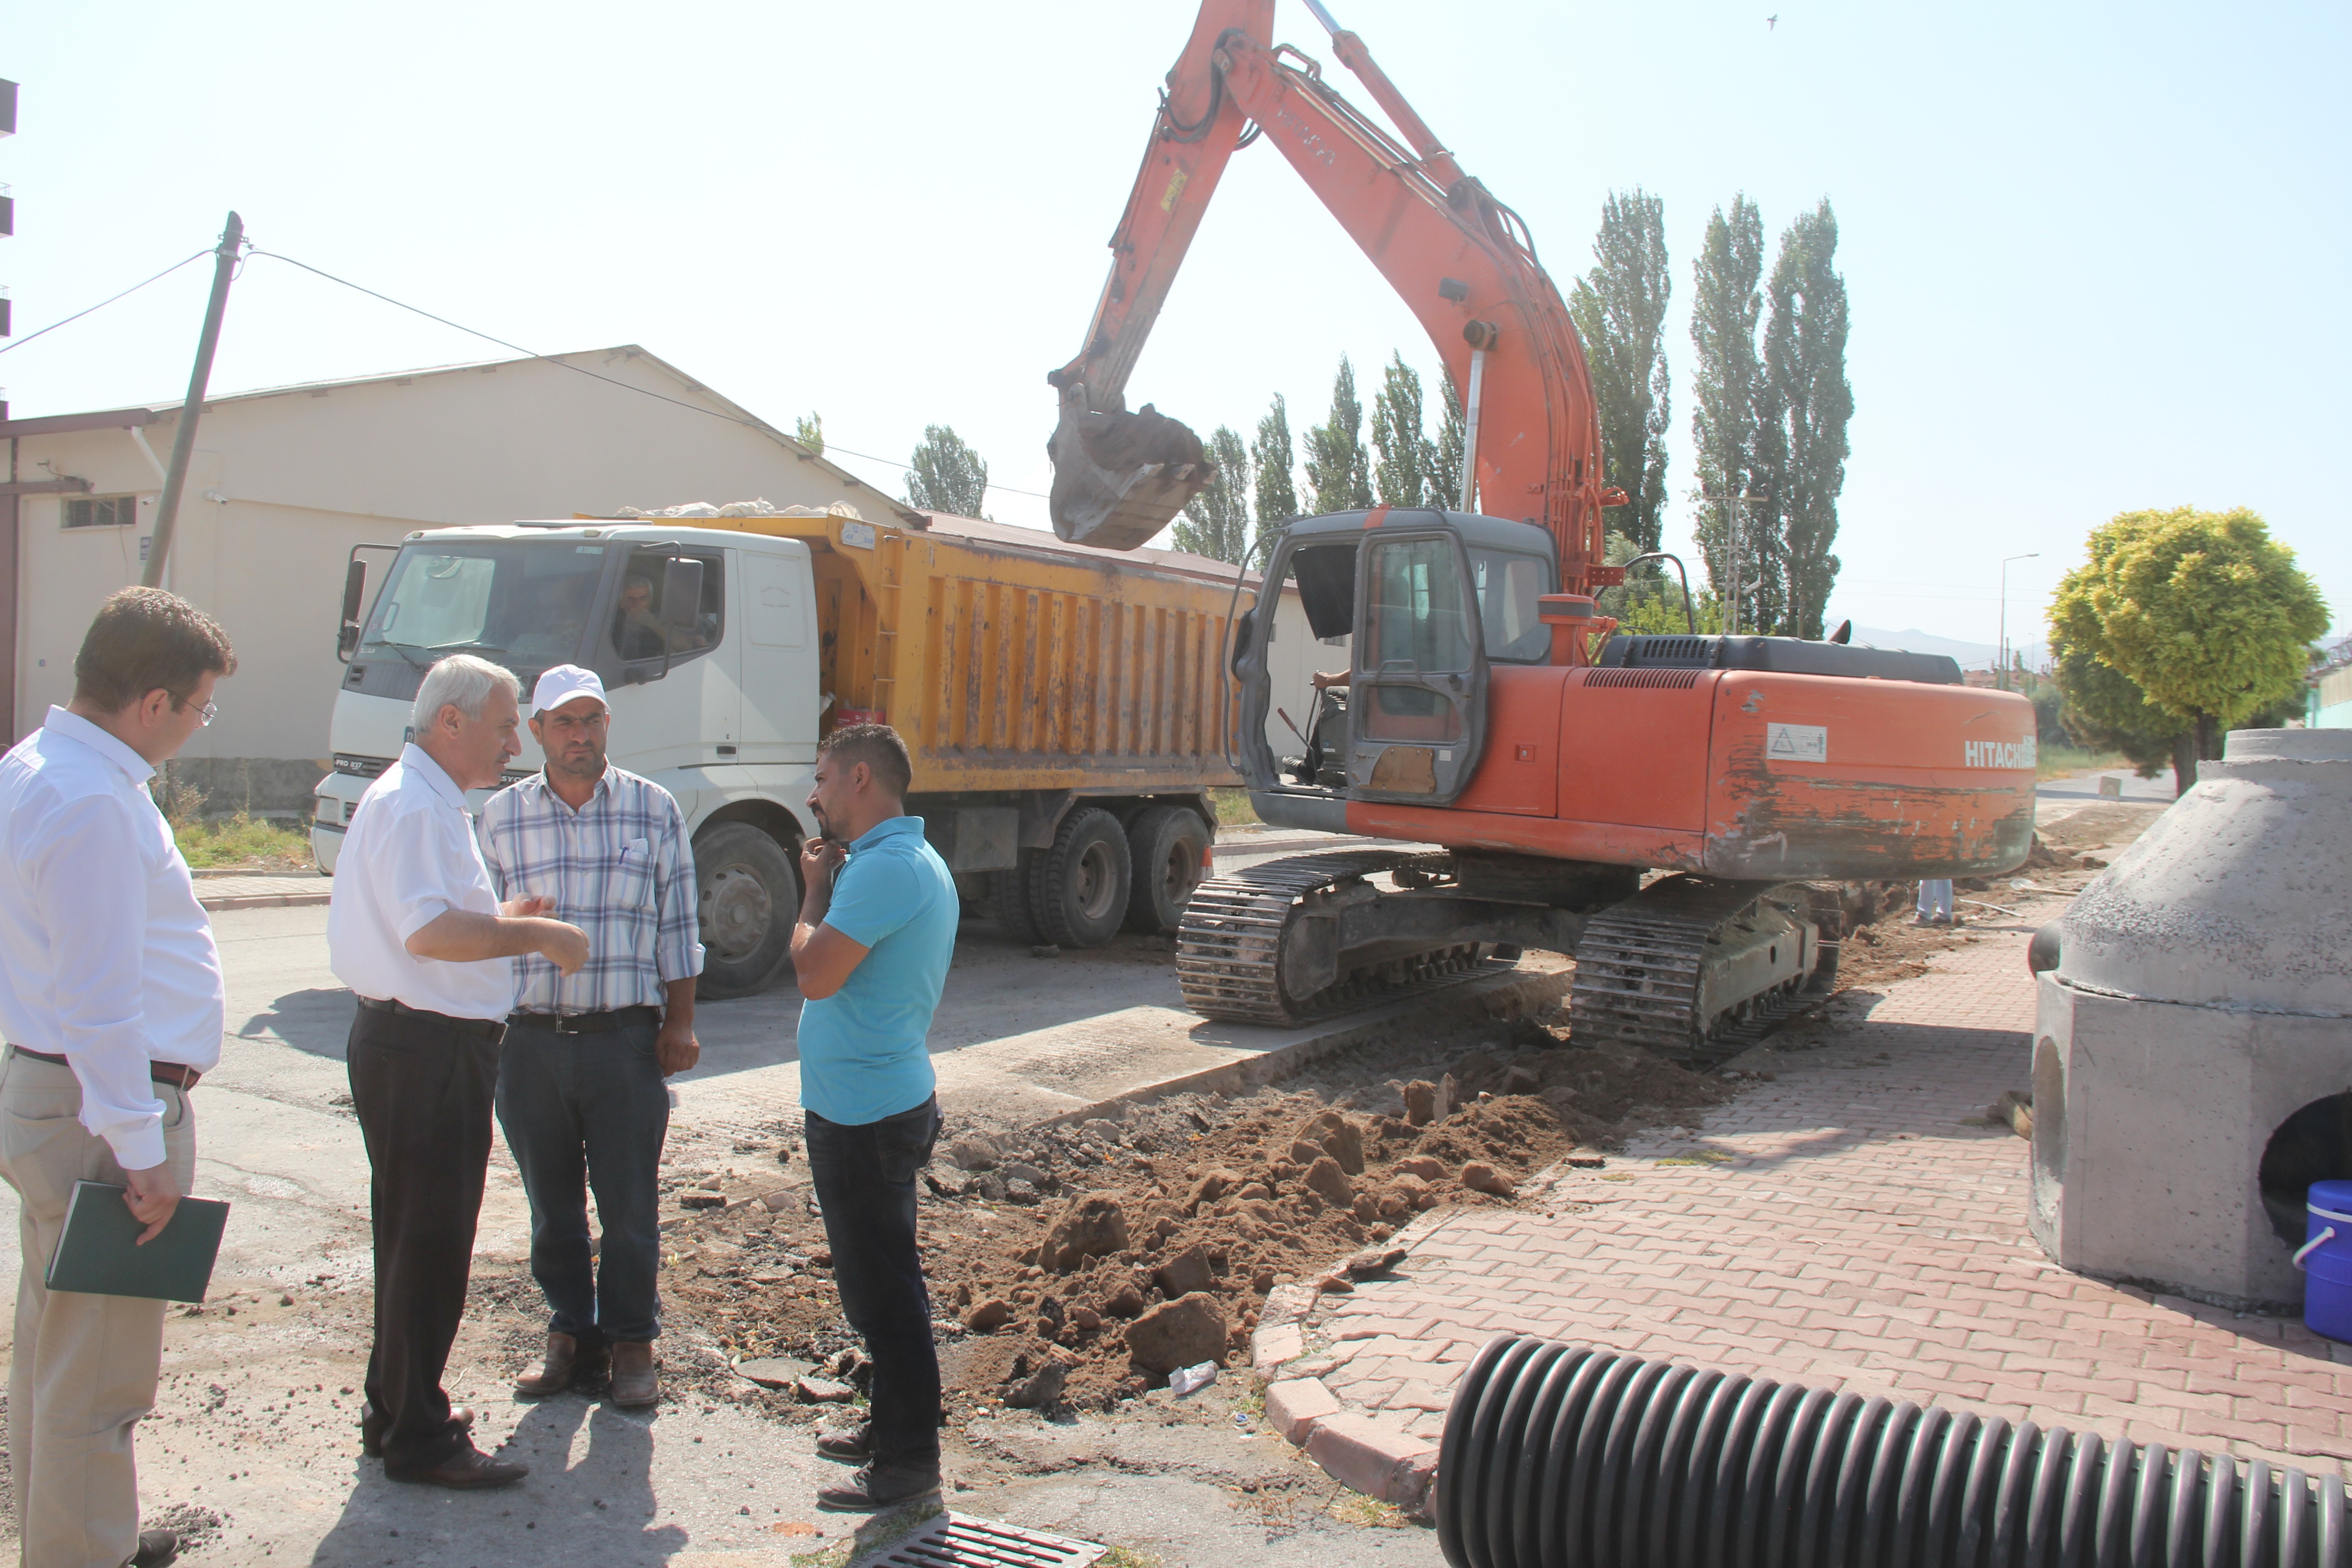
[479,664,704,1410]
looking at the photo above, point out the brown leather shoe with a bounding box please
[515,1331,607,1397]
[387,1442,529,1489]
[608,1341,660,1409]
[359,1402,475,1459]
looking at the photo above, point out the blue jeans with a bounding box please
[494,1020,670,1347]
[805,1095,944,1468]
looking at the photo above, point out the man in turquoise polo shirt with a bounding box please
[789,723,958,1509]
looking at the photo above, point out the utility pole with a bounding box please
[1998,552,2038,691]
[142,211,243,589]
[1700,476,1771,635]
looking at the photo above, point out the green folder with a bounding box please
[45,1181,228,1302]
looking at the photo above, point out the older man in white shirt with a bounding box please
[327,654,586,1490]
[0,587,236,1568]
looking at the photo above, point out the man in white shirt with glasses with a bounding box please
[0,587,235,1568]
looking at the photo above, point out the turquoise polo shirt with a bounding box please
[796,814,958,1125]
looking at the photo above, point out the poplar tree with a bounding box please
[1689,197,1767,621]
[1171,425,1253,564]
[1370,353,1436,508]
[1302,356,1375,513]
[904,425,990,519]
[1568,190,1672,554]
[1251,394,1299,564]
[1762,199,1852,639]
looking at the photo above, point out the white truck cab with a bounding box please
[313,521,821,997]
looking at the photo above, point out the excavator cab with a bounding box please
[1238,511,1554,827]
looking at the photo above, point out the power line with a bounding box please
[0,250,212,356]
[245,249,1055,502]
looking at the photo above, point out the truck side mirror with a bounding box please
[338,559,367,661]
[661,558,705,629]
[1231,608,1258,679]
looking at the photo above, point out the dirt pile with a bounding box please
[642,1028,1732,1418]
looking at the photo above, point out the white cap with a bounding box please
[530,664,609,717]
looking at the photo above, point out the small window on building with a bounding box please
[64,495,140,529]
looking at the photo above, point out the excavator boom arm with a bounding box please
[1049,2,1610,589]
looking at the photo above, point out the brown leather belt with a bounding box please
[6,1046,202,1089]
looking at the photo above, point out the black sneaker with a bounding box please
[817,1461,942,1510]
[816,1421,873,1462]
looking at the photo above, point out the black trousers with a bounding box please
[805,1095,944,1468]
[346,1005,499,1475]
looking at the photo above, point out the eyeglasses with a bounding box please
[174,696,218,727]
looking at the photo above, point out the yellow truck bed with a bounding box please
[693,510,1249,796]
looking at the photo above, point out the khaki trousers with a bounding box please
[0,1050,196,1568]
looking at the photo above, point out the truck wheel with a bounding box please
[1123,805,1211,934]
[695,822,798,1000]
[989,853,1044,945]
[1030,808,1132,949]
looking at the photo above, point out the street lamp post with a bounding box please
[1999,552,2039,691]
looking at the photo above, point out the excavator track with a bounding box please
[1568,876,1833,1066]
[1176,849,1507,1026]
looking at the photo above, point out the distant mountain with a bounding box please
[1846,626,2017,669]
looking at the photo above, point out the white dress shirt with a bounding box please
[0,706,225,1170]
[327,743,515,1021]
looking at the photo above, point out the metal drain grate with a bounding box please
[848,1512,1105,1568]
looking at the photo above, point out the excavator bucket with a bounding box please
[1048,386,1216,550]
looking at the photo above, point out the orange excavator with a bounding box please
[1049,0,2038,1056]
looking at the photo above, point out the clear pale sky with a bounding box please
[3,0,2344,655]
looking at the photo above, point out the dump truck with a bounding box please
[312,506,1328,997]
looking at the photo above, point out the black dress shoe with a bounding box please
[125,1529,179,1567]
[360,1402,475,1459]
[815,1421,872,1462]
[387,1444,529,1490]
[817,1461,941,1510]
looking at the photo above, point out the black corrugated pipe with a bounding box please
[1435,1335,2347,1568]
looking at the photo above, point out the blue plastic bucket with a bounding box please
[2297,1180,2352,1343]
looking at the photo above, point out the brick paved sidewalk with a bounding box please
[1287,925,2352,1479]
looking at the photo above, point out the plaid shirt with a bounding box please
[477,765,703,1015]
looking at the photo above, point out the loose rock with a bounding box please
[1153,1244,1215,1299]
[1006,1359,1069,1408]
[794,1375,855,1403]
[966,1299,1014,1333]
[1294,1109,1367,1175]
[1462,1161,1516,1197]
[947,1135,1001,1172]
[1037,1195,1129,1273]
[1123,1292,1229,1375]
[1343,1245,1408,1279]
[1300,1155,1356,1209]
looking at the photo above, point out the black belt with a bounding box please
[6,1045,202,1089]
[506,1005,662,1035]
[353,996,509,1045]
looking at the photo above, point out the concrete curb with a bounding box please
[1036,960,1571,1132]
[201,891,333,911]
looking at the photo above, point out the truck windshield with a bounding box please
[360,542,604,678]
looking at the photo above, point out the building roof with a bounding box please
[0,345,928,528]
